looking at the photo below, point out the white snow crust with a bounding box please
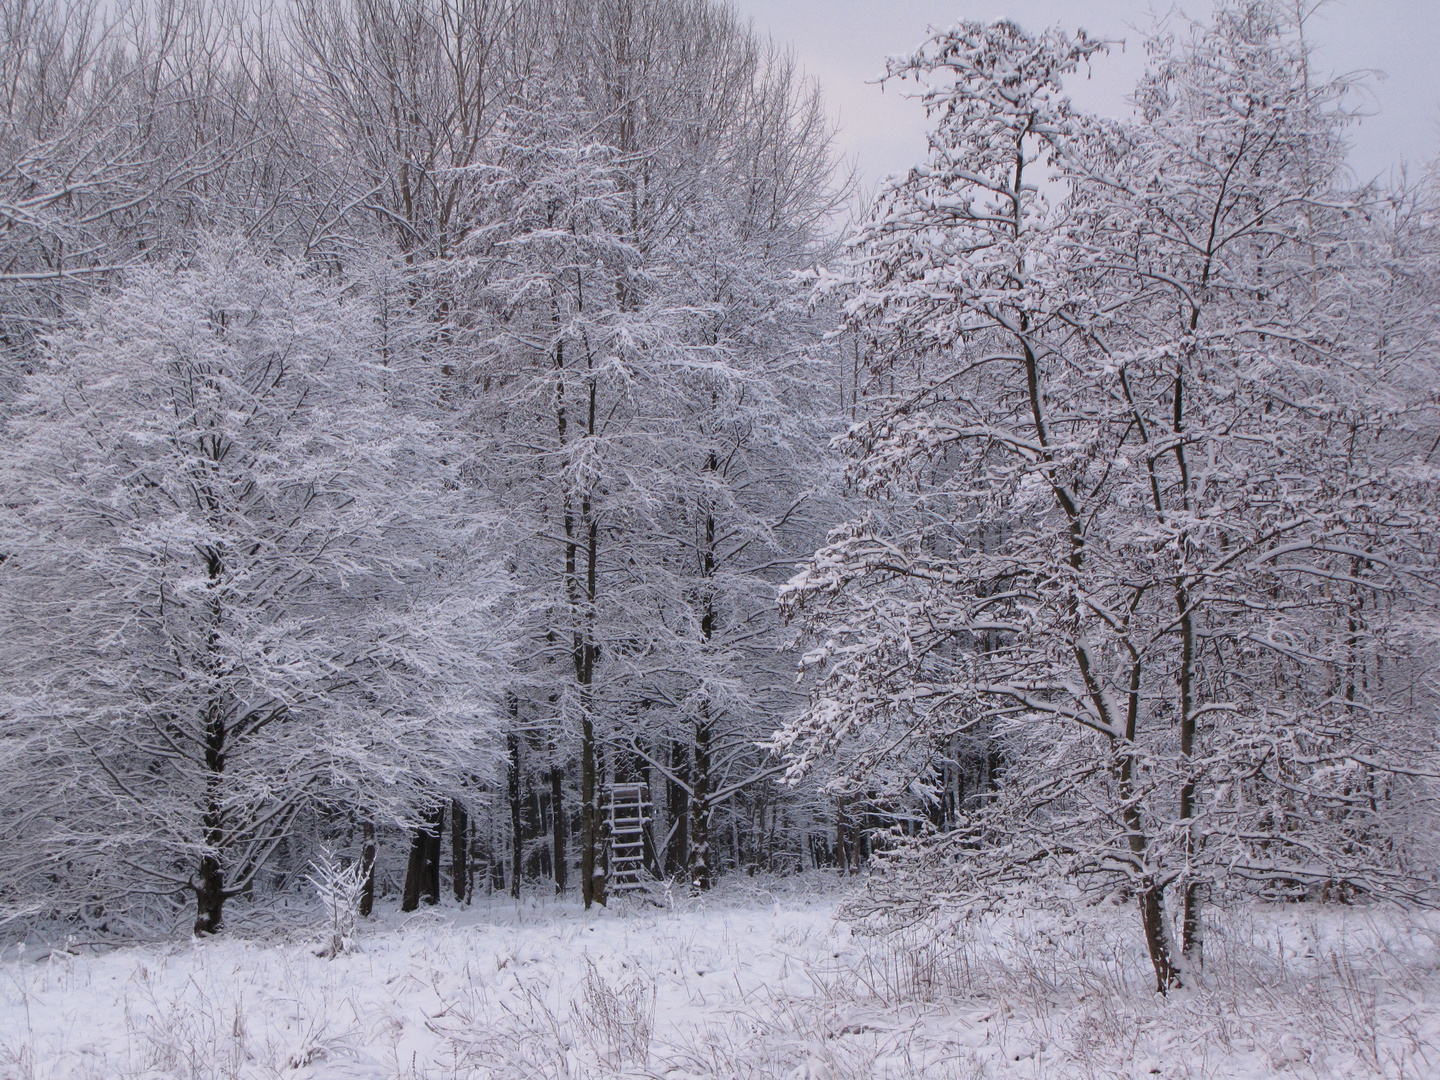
[3,875,1438,1079]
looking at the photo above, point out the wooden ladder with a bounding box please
[606,782,651,893]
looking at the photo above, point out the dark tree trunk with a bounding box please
[686,495,718,893]
[194,752,227,934]
[583,714,606,907]
[1169,325,1204,970]
[558,331,604,909]
[193,851,225,936]
[533,787,548,880]
[358,820,376,917]
[579,602,601,905]
[836,797,852,874]
[1119,736,1181,992]
[508,731,523,899]
[451,799,468,904]
[666,741,689,877]
[422,806,443,904]
[194,554,230,937]
[550,754,567,894]
[1182,879,1204,968]
[1139,878,1181,992]
[401,807,444,911]
[401,828,426,912]
[1177,585,1203,966]
[465,817,478,903]
[491,847,506,893]
[687,707,713,892]
[578,376,603,909]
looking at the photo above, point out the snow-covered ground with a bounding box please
[2,876,1438,1079]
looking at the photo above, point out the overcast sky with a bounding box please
[728,0,1440,193]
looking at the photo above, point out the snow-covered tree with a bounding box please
[0,0,852,924]
[0,0,325,377]
[453,3,844,902]
[1068,0,1440,961]
[776,6,1440,991]
[0,238,512,934]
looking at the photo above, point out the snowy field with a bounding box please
[3,876,1439,1080]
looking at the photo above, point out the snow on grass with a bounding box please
[1,875,1437,1079]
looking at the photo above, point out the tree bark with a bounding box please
[1139,876,1181,992]
[1178,589,1203,966]
[465,817,478,904]
[401,806,444,910]
[1172,356,1203,968]
[194,725,228,935]
[358,819,376,917]
[688,706,713,891]
[581,702,603,906]
[194,676,229,935]
[550,752,567,894]
[558,333,603,908]
[451,799,468,904]
[401,828,425,912]
[686,490,718,892]
[1118,727,1180,991]
[508,731,523,899]
[193,850,225,936]
[422,806,443,904]
[836,797,860,874]
[578,513,603,908]
[666,740,689,877]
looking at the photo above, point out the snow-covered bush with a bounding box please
[308,848,366,958]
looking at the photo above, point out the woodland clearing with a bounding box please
[2,875,1437,1080]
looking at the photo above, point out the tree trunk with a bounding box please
[401,807,444,910]
[401,827,426,912]
[557,324,604,909]
[1119,743,1181,992]
[687,706,713,892]
[666,741,689,877]
[836,797,853,874]
[193,851,225,936]
[1139,877,1181,992]
[508,731,523,900]
[358,819,376,917]
[686,494,718,893]
[451,799,468,904]
[466,817,478,904]
[422,806,443,904]
[578,723,595,906]
[581,704,604,906]
[579,514,603,908]
[550,754,567,894]
[1176,584,1204,966]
